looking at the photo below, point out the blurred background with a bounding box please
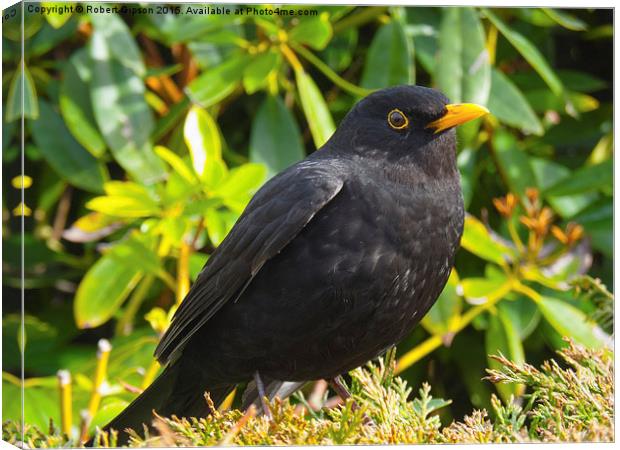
[2,2,613,441]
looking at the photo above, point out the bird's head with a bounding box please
[329,85,489,173]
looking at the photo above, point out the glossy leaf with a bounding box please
[492,129,537,196]
[74,253,142,329]
[184,105,223,178]
[542,8,587,31]
[485,309,525,402]
[525,89,599,114]
[461,274,509,305]
[186,53,249,107]
[537,296,609,349]
[530,157,595,218]
[155,145,198,185]
[289,14,333,50]
[205,208,239,247]
[361,20,412,89]
[483,9,564,96]
[250,95,305,178]
[41,2,73,28]
[422,270,462,336]
[544,160,612,197]
[243,51,281,94]
[6,61,39,121]
[89,23,165,184]
[59,49,106,157]
[296,70,335,148]
[215,163,267,212]
[29,101,107,193]
[436,8,490,105]
[86,181,160,218]
[488,69,543,135]
[89,12,145,76]
[498,296,540,340]
[461,215,513,265]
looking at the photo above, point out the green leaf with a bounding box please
[461,214,514,265]
[86,181,160,217]
[89,400,129,433]
[155,145,198,185]
[59,49,106,157]
[29,101,107,193]
[544,160,612,197]
[457,148,476,209]
[250,95,305,178]
[498,296,540,340]
[488,69,543,135]
[184,105,223,179]
[537,296,609,348]
[186,53,249,107]
[483,9,564,96]
[89,12,145,76]
[361,20,412,89]
[74,253,142,329]
[289,13,333,50]
[492,129,537,196]
[6,61,39,121]
[436,8,490,105]
[243,51,281,94]
[525,89,599,114]
[422,270,462,335]
[189,252,209,281]
[542,8,587,31]
[214,163,267,212]
[89,24,165,184]
[205,208,238,247]
[461,273,509,304]
[3,379,59,430]
[41,2,73,28]
[320,28,358,72]
[485,309,525,402]
[569,198,612,257]
[296,70,335,148]
[530,157,595,218]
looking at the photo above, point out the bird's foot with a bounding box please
[329,375,375,427]
[254,371,273,420]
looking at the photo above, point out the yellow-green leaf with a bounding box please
[296,70,335,148]
[184,105,222,178]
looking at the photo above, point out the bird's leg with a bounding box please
[254,371,272,419]
[328,375,375,426]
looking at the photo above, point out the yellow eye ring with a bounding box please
[388,109,409,130]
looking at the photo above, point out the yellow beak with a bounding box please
[426,103,490,134]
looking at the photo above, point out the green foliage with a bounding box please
[2,3,612,443]
[3,342,613,446]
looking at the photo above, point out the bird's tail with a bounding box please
[89,363,234,446]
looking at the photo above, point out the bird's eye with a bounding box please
[388,109,409,130]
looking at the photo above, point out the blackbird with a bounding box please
[102,85,488,441]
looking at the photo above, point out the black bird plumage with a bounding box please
[102,85,486,442]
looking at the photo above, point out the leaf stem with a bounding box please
[280,43,304,74]
[507,219,525,253]
[115,275,154,336]
[333,6,389,34]
[291,43,373,98]
[513,281,543,303]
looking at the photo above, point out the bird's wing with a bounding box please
[155,160,345,364]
